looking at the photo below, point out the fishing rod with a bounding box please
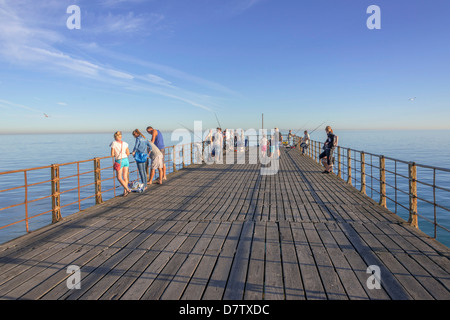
[288,121,326,153]
[177,122,205,142]
[292,120,310,137]
[176,122,208,163]
[308,121,326,135]
[214,112,222,129]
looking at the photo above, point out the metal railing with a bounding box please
[1,134,449,245]
[0,141,201,243]
[303,139,450,241]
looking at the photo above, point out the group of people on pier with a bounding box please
[288,126,337,174]
[110,125,337,196]
[110,126,166,197]
[258,128,283,160]
[203,128,248,163]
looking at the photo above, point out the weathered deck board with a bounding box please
[0,147,449,300]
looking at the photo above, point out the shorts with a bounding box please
[115,157,129,168]
[151,154,163,169]
[319,149,333,165]
[160,148,165,164]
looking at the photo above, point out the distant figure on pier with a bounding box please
[300,130,310,155]
[204,129,214,162]
[131,129,152,190]
[213,127,223,162]
[260,133,268,160]
[319,126,337,174]
[222,129,227,150]
[146,126,167,181]
[288,130,294,148]
[224,129,233,152]
[237,129,245,152]
[274,128,282,159]
[110,131,131,196]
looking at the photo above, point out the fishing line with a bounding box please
[214,112,222,129]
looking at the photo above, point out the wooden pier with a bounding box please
[0,147,449,300]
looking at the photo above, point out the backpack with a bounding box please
[333,135,339,148]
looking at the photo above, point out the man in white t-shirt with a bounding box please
[213,128,223,162]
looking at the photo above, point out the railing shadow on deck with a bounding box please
[299,136,449,246]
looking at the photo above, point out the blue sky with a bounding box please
[0,0,449,133]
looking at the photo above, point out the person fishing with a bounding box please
[289,121,325,153]
[319,126,337,174]
[288,130,294,148]
[300,130,310,155]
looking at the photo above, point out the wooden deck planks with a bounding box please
[0,147,449,300]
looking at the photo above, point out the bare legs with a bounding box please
[321,157,333,173]
[117,166,130,196]
[149,168,164,185]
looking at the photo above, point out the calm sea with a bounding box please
[0,129,449,246]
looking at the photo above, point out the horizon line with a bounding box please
[1,128,450,135]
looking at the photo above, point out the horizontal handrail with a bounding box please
[304,138,450,241]
[0,141,201,243]
[1,134,449,245]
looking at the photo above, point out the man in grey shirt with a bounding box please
[300,130,310,155]
[148,141,164,184]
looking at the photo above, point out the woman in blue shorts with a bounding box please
[110,131,131,196]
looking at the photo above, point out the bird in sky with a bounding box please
[43,113,49,118]
[409,97,416,101]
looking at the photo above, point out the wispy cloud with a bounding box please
[91,12,165,35]
[0,99,44,114]
[140,74,174,88]
[0,0,236,113]
[232,0,265,15]
[95,48,239,96]
[98,0,148,7]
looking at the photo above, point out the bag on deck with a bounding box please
[129,181,145,193]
